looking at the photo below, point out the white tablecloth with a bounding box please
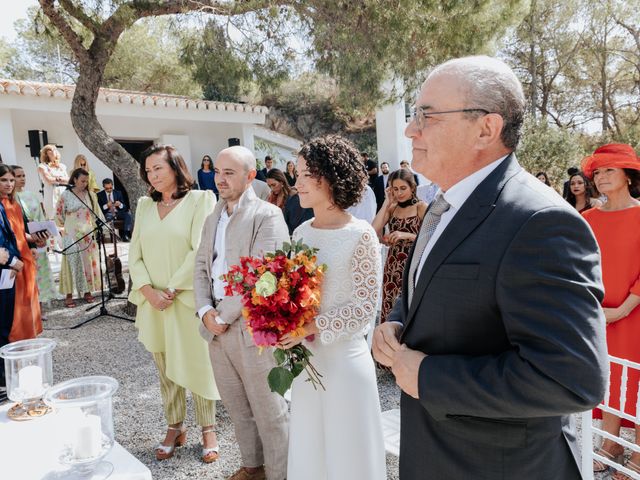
[0,403,152,480]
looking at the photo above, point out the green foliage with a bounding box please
[304,0,526,109]
[179,20,252,102]
[516,119,588,189]
[103,18,201,96]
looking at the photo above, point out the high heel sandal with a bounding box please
[155,425,187,461]
[611,460,640,480]
[201,427,219,463]
[593,447,624,473]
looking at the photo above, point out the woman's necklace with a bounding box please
[160,197,179,207]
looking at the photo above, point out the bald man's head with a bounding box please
[217,146,257,172]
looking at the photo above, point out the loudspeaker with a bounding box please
[228,138,240,147]
[27,130,49,158]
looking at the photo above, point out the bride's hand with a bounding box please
[278,332,304,349]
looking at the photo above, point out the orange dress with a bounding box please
[1,198,42,342]
[583,206,640,426]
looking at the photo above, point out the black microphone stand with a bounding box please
[55,185,133,329]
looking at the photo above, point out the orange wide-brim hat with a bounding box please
[581,143,640,178]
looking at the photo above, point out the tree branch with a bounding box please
[38,0,89,63]
[58,0,99,33]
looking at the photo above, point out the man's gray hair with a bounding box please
[219,146,257,171]
[429,56,525,150]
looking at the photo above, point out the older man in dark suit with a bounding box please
[372,56,608,479]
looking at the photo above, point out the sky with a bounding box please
[0,0,38,41]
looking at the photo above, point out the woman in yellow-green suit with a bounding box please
[128,145,220,464]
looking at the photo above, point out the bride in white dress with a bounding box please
[280,135,386,480]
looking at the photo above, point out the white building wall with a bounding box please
[0,109,17,165]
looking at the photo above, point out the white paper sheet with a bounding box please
[27,220,59,237]
[0,269,15,290]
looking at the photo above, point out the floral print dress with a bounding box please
[16,190,60,302]
[55,189,104,296]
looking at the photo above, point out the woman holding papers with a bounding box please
[0,164,42,342]
[12,165,59,304]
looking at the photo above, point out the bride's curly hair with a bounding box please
[298,135,368,210]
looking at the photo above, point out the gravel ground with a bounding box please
[40,298,401,480]
[37,243,633,480]
[39,299,638,480]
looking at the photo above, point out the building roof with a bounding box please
[0,78,269,114]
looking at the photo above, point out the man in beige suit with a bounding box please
[194,146,290,480]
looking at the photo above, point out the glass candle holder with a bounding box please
[44,376,119,478]
[0,338,56,417]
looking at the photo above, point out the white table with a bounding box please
[0,403,152,480]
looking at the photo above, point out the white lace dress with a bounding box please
[288,217,386,480]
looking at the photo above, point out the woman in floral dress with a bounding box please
[55,168,104,307]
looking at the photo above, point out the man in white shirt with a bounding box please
[97,179,133,241]
[194,146,290,480]
[372,56,607,480]
[347,184,376,223]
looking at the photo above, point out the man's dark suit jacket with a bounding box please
[388,154,608,480]
[97,189,127,212]
[373,175,387,212]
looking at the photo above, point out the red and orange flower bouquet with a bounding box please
[223,240,327,396]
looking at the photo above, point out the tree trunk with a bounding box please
[70,64,147,211]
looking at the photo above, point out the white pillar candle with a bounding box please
[18,365,43,398]
[74,414,103,459]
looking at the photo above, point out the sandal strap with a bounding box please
[167,426,184,432]
[202,446,219,454]
[155,443,175,454]
[202,427,216,433]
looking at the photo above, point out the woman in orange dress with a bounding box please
[0,165,43,342]
[582,144,640,479]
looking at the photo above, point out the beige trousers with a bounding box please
[209,320,289,480]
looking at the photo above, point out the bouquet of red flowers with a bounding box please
[223,239,327,396]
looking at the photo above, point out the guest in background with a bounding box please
[56,168,103,307]
[0,165,43,344]
[373,162,391,211]
[284,193,313,236]
[0,184,21,391]
[285,160,297,187]
[73,154,100,193]
[535,171,552,186]
[12,166,59,305]
[198,155,218,197]
[97,178,133,241]
[347,184,377,223]
[372,168,427,323]
[257,155,274,181]
[364,152,379,187]
[128,145,220,463]
[38,144,69,219]
[563,166,580,199]
[582,144,640,477]
[566,171,602,213]
[266,168,292,211]
[417,180,439,204]
[400,160,420,186]
[251,178,271,201]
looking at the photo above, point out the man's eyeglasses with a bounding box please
[409,106,492,130]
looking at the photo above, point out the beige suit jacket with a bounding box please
[194,187,289,343]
